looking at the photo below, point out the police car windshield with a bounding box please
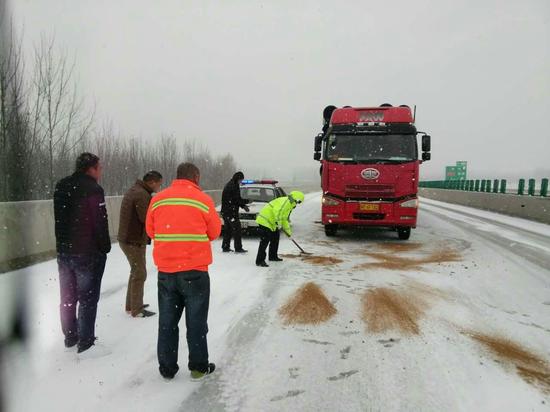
[326,134,417,163]
[240,187,276,202]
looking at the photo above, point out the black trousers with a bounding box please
[222,215,243,251]
[256,226,280,264]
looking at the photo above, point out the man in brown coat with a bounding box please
[118,171,163,317]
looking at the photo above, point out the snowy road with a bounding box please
[3,193,550,411]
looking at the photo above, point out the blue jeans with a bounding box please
[57,252,107,347]
[157,270,210,377]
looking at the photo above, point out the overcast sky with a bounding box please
[10,0,550,181]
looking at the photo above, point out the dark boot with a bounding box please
[64,336,78,348]
[133,309,156,318]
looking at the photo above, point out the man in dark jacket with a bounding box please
[54,152,111,354]
[220,172,250,253]
[118,171,163,318]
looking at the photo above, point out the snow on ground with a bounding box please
[3,192,550,411]
[1,236,267,411]
[420,197,550,239]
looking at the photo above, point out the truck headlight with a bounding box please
[322,195,341,206]
[400,198,418,208]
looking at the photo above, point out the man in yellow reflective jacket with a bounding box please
[255,191,305,267]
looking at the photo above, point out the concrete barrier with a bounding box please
[0,196,123,273]
[0,189,223,273]
[419,188,550,224]
[0,185,323,272]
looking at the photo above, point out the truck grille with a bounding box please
[345,184,394,198]
[353,213,386,220]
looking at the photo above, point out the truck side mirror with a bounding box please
[314,133,323,152]
[422,135,431,152]
[313,152,321,161]
[422,152,431,161]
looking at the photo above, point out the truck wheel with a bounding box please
[397,227,411,240]
[325,224,338,237]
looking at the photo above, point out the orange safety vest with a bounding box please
[145,179,221,273]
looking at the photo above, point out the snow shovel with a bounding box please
[290,238,312,255]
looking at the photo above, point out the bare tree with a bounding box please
[32,35,94,196]
[0,26,237,200]
[0,23,30,201]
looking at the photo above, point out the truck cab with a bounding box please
[314,105,431,239]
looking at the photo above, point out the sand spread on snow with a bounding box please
[354,248,461,271]
[374,242,424,253]
[279,282,337,325]
[465,331,550,394]
[280,254,343,266]
[361,288,427,335]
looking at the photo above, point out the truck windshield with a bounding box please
[326,134,417,163]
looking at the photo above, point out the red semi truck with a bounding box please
[313,104,431,240]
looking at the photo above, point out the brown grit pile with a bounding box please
[354,248,461,271]
[361,288,428,335]
[466,331,550,394]
[279,282,337,325]
[280,254,343,266]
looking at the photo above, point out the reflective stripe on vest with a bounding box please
[151,198,209,213]
[275,197,291,224]
[154,233,209,242]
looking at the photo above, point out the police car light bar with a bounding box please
[241,179,278,185]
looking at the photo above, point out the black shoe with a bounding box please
[133,309,156,318]
[126,303,150,315]
[64,336,78,348]
[269,257,283,262]
[256,261,269,267]
[234,249,248,253]
[190,363,216,380]
[77,340,96,353]
[222,248,233,253]
[77,341,111,358]
[160,371,175,380]
[160,366,177,380]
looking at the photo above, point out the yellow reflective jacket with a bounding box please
[255,196,296,236]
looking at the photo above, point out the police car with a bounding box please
[219,180,287,232]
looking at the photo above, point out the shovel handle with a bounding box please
[291,238,307,254]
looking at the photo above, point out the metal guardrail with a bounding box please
[419,178,549,197]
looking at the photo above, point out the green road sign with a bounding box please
[455,161,467,180]
[445,161,467,181]
[445,166,457,180]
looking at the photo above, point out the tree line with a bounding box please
[0,28,237,201]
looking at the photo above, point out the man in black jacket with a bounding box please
[54,152,111,354]
[220,171,250,253]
